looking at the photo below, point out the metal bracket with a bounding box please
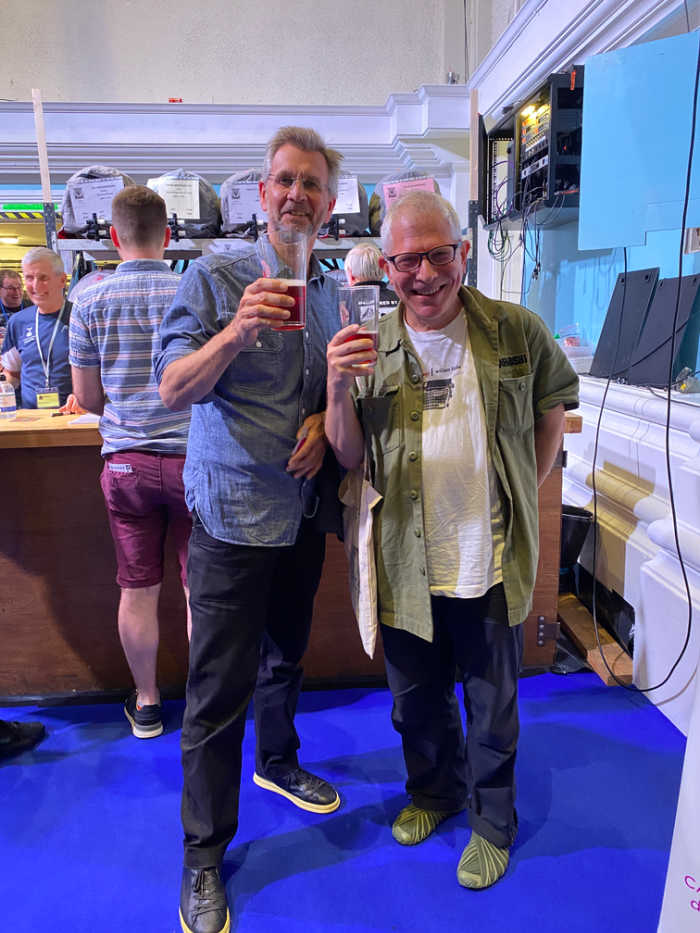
[536,615,559,647]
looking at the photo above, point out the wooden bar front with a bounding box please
[0,410,579,698]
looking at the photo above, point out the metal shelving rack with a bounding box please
[57,236,382,268]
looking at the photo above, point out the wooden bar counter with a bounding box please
[0,410,580,699]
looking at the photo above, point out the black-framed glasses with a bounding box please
[385,243,460,273]
[269,172,326,195]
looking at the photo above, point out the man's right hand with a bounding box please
[228,278,295,347]
[326,325,376,392]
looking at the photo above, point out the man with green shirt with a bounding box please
[325,190,578,890]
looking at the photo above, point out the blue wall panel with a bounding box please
[579,32,700,250]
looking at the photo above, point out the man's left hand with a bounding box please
[59,394,86,415]
[286,412,327,479]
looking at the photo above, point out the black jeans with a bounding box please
[181,514,326,869]
[380,583,523,849]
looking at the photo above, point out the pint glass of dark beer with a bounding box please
[259,230,307,330]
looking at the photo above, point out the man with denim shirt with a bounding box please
[326,190,578,894]
[157,126,342,933]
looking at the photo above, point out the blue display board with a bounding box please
[579,32,700,250]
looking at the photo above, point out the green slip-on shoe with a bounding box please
[391,803,463,846]
[457,832,510,889]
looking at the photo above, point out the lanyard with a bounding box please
[0,303,9,326]
[34,302,65,387]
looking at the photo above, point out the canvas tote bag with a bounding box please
[339,455,382,658]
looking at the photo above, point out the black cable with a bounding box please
[588,35,700,692]
[648,384,700,406]
[684,0,691,32]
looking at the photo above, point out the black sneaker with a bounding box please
[179,866,230,933]
[0,720,46,759]
[253,766,340,813]
[123,692,163,739]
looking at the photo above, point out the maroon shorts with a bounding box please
[100,450,191,589]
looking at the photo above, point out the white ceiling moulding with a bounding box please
[0,86,468,191]
[468,0,684,122]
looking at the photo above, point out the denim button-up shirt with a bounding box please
[156,242,339,546]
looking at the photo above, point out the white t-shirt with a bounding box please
[406,312,503,598]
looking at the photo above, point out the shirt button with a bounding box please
[415,529,422,537]
[305,368,310,376]
[408,451,418,462]
[255,340,262,348]
[410,490,419,500]
[304,330,310,340]
[301,408,307,416]
[410,411,420,421]
[410,371,420,383]
[519,382,526,391]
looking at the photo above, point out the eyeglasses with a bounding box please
[385,244,461,273]
[1,283,22,292]
[269,172,326,195]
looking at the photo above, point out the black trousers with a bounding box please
[380,583,523,849]
[181,514,326,869]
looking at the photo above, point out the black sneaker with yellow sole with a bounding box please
[179,866,230,933]
[253,766,340,813]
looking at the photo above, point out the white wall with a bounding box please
[4,0,464,106]
[467,0,522,73]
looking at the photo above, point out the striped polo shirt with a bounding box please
[69,259,190,456]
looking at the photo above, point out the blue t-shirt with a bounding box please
[0,302,73,408]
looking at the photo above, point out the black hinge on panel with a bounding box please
[466,201,479,287]
[536,615,559,646]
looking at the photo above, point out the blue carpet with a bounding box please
[0,673,686,932]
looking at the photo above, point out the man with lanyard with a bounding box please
[1,247,73,409]
[157,126,343,933]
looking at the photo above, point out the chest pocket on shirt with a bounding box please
[359,384,402,453]
[498,373,534,433]
[226,330,285,397]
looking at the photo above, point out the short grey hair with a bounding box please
[262,126,344,198]
[344,242,383,283]
[21,246,64,276]
[381,190,463,251]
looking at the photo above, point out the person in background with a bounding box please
[0,719,45,758]
[343,241,397,314]
[157,126,343,933]
[325,190,579,892]
[0,269,28,324]
[0,248,74,409]
[69,186,191,741]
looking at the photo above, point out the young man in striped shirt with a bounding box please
[69,185,191,740]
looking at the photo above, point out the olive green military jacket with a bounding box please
[354,286,579,642]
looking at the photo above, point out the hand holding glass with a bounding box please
[258,230,307,330]
[337,285,379,361]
